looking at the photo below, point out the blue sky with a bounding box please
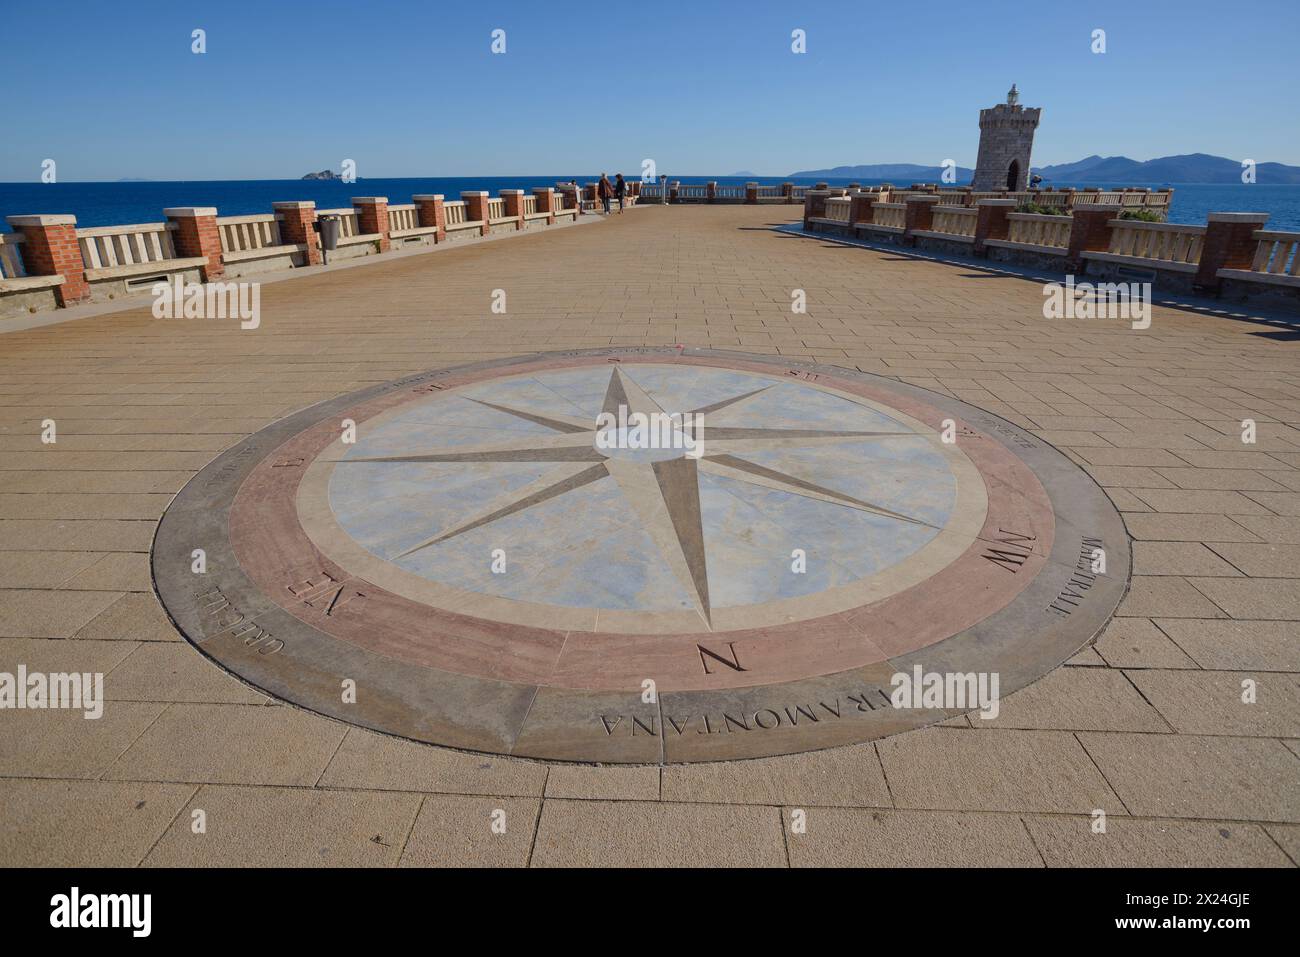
[2,0,1297,181]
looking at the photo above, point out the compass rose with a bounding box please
[336,367,936,628]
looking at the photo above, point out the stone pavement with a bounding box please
[0,204,1296,867]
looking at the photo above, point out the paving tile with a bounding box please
[318,727,546,796]
[980,667,1168,732]
[103,703,347,786]
[0,551,101,589]
[143,784,420,867]
[786,808,1042,867]
[103,643,267,704]
[1094,618,1197,669]
[660,743,892,807]
[0,703,166,778]
[1115,577,1227,619]
[544,764,660,801]
[1126,670,1300,737]
[1078,732,1300,823]
[1265,824,1300,864]
[1152,619,1299,671]
[876,727,1121,814]
[530,799,786,867]
[0,589,122,638]
[72,592,183,642]
[399,795,540,867]
[1207,542,1300,578]
[0,779,195,866]
[1121,514,1260,543]
[1023,815,1291,867]
[1132,541,1242,577]
[1188,577,1300,620]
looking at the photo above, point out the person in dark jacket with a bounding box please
[597,174,614,215]
[614,173,627,214]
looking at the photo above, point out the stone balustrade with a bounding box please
[802,191,1299,308]
[2,183,593,317]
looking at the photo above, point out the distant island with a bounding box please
[788,153,1300,185]
[727,170,758,178]
[788,163,975,182]
[301,170,342,181]
[1033,153,1300,185]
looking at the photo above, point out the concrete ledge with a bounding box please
[984,238,1070,257]
[84,256,208,281]
[1217,268,1300,288]
[911,230,975,244]
[1081,251,1199,274]
[0,274,65,293]
[222,244,306,264]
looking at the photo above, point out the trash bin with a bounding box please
[316,215,341,263]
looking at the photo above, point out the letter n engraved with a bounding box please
[697,642,746,675]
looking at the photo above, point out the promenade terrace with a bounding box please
[0,203,1297,867]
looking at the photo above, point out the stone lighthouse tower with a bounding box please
[972,84,1041,191]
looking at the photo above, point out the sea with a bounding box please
[1,177,1298,232]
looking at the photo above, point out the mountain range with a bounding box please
[788,154,1300,184]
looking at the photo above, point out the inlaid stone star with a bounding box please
[337,367,935,627]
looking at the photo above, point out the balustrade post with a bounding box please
[532,188,557,225]
[461,191,491,236]
[353,197,391,252]
[1195,212,1271,293]
[272,202,321,266]
[803,189,830,230]
[501,189,526,230]
[5,214,88,305]
[164,207,224,281]
[745,182,758,205]
[1065,204,1118,273]
[901,196,940,247]
[972,198,1015,258]
[413,194,446,242]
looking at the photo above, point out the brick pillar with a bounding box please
[815,182,828,190]
[782,182,794,204]
[164,207,223,280]
[273,202,321,266]
[532,188,557,225]
[745,182,758,204]
[500,189,526,230]
[849,192,878,226]
[413,194,446,242]
[706,182,717,203]
[669,181,679,204]
[803,189,830,229]
[461,191,491,236]
[902,196,940,246]
[973,198,1016,257]
[352,197,390,252]
[1195,212,1271,292]
[5,214,88,306]
[1065,204,1118,272]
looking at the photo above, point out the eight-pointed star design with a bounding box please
[338,367,936,628]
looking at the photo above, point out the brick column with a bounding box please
[803,189,830,229]
[532,188,557,225]
[669,181,679,204]
[352,197,390,252]
[500,189,526,230]
[902,196,940,246]
[782,182,794,204]
[272,202,321,266]
[973,198,1016,257]
[413,194,446,242]
[461,191,491,236]
[706,182,717,203]
[849,192,878,226]
[5,214,88,306]
[1195,212,1271,292]
[1065,204,1118,272]
[745,182,758,204]
[164,207,223,280]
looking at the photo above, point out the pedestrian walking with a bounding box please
[614,173,627,214]
[598,173,614,215]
